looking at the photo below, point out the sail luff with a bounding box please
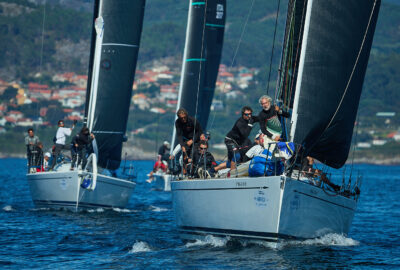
[171,0,196,150]
[84,0,100,124]
[289,0,312,142]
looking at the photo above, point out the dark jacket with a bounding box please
[175,116,203,147]
[258,108,290,138]
[192,150,217,172]
[226,116,259,146]
[72,132,93,150]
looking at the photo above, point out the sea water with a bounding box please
[0,159,399,269]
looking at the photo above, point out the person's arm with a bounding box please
[275,105,290,118]
[64,127,72,136]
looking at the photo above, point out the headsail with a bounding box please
[86,0,145,170]
[172,0,226,147]
[289,0,381,168]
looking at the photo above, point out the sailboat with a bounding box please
[152,0,226,191]
[171,0,381,243]
[26,0,146,210]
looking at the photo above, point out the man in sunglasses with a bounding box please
[224,106,259,171]
[188,140,218,178]
[175,108,204,159]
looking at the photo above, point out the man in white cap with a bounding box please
[43,152,51,170]
[158,141,170,161]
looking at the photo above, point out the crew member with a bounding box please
[70,126,94,170]
[175,108,204,173]
[25,128,39,168]
[50,120,75,170]
[224,106,259,170]
[258,95,290,150]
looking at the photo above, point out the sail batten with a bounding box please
[289,0,380,168]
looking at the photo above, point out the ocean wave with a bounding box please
[185,235,230,248]
[29,207,51,212]
[2,205,14,212]
[128,241,152,253]
[149,205,169,212]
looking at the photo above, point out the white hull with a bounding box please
[153,172,172,191]
[172,175,356,243]
[27,169,136,210]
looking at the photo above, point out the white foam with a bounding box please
[284,233,359,247]
[129,241,152,253]
[2,205,14,212]
[150,205,169,212]
[185,235,230,248]
[112,208,137,213]
[87,208,104,213]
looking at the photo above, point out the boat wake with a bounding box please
[112,208,138,213]
[86,208,105,213]
[185,235,230,248]
[2,205,15,212]
[128,241,153,253]
[283,233,359,247]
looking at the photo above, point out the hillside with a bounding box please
[0,0,399,160]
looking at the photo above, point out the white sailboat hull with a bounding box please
[172,176,356,243]
[27,170,136,209]
[153,172,172,191]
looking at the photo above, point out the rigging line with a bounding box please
[208,0,255,131]
[39,0,46,76]
[266,0,281,97]
[350,112,360,175]
[307,0,378,154]
[190,0,208,161]
[37,0,47,121]
[286,0,307,109]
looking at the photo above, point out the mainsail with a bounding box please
[86,0,145,170]
[173,0,226,145]
[288,0,380,168]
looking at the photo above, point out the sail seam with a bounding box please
[102,43,138,47]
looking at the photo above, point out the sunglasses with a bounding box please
[243,113,252,116]
[199,147,207,150]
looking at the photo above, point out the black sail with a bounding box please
[176,0,226,130]
[199,0,226,129]
[291,0,381,168]
[87,0,145,170]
